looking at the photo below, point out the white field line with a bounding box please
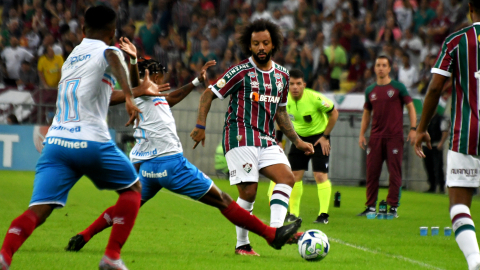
[329,237,445,270]
[160,189,445,270]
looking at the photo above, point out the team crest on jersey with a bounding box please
[217,79,226,88]
[276,81,284,92]
[387,90,394,98]
[243,163,253,173]
[248,72,256,78]
[274,73,283,79]
[265,83,272,89]
[371,93,377,100]
[251,81,260,88]
[236,135,243,141]
[393,149,398,154]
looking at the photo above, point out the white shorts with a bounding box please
[225,145,290,185]
[446,150,480,188]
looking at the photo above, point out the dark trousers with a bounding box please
[422,146,445,192]
[366,137,403,207]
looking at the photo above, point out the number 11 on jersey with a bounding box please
[56,79,81,123]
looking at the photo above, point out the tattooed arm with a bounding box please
[276,106,314,154]
[189,88,217,148]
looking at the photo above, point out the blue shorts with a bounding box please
[30,137,138,208]
[139,153,213,201]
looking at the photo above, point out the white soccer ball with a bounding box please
[298,229,330,261]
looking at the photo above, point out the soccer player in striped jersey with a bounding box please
[190,19,314,256]
[415,1,480,269]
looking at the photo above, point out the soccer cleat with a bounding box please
[99,256,128,270]
[286,231,304,245]
[65,234,87,251]
[389,207,399,218]
[285,213,299,223]
[269,218,302,250]
[314,213,329,224]
[0,254,10,270]
[234,244,260,256]
[357,206,376,216]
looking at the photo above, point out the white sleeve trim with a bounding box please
[209,85,225,100]
[431,68,452,78]
[279,102,287,106]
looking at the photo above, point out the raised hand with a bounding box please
[119,37,137,59]
[198,60,217,83]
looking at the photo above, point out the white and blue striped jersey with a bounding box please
[130,96,182,163]
[47,38,128,142]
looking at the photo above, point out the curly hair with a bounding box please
[138,58,166,78]
[237,19,283,57]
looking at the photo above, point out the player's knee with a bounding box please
[28,204,54,226]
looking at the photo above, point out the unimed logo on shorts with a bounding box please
[450,169,478,177]
[142,170,168,178]
[47,138,87,149]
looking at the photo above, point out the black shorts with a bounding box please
[288,134,329,173]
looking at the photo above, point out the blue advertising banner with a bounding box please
[0,125,116,171]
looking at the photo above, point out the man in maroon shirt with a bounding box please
[357,56,417,218]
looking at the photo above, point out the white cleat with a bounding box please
[99,256,128,270]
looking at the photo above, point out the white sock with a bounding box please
[270,184,292,228]
[235,198,254,248]
[450,204,480,270]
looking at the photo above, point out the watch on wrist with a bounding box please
[322,134,330,140]
[410,127,417,131]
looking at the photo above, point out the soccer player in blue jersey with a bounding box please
[0,6,165,270]
[415,1,480,269]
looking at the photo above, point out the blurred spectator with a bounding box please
[418,54,437,95]
[37,45,63,89]
[283,0,299,14]
[208,25,226,57]
[7,114,20,124]
[285,42,312,82]
[37,34,62,56]
[312,73,330,93]
[200,0,215,11]
[251,2,272,22]
[347,53,367,83]
[333,9,353,52]
[61,10,79,34]
[139,12,162,56]
[311,32,325,75]
[218,48,239,73]
[21,25,41,54]
[393,0,417,31]
[426,3,451,46]
[295,0,314,28]
[18,61,38,89]
[1,37,33,86]
[130,0,149,21]
[190,38,218,71]
[271,8,294,36]
[63,41,75,60]
[2,21,21,47]
[322,12,335,46]
[377,16,402,44]
[172,0,193,44]
[399,27,423,67]
[154,33,172,68]
[108,0,129,37]
[398,53,419,95]
[414,0,436,33]
[324,35,347,91]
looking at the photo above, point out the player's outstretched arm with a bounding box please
[119,37,140,87]
[105,49,140,126]
[167,60,216,107]
[190,88,217,149]
[276,106,314,155]
[358,109,371,150]
[110,69,170,106]
[414,73,448,158]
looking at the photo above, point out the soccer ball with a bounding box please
[298,229,330,261]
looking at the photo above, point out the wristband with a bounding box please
[130,57,137,65]
[410,127,417,131]
[192,77,201,87]
[195,124,205,130]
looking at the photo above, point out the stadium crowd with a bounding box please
[0,0,471,94]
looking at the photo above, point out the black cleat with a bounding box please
[285,213,299,223]
[357,206,376,216]
[313,213,329,224]
[65,234,87,252]
[389,207,399,218]
[269,218,302,250]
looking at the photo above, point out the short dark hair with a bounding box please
[376,55,392,67]
[289,69,304,81]
[238,19,283,56]
[138,58,166,78]
[471,0,480,12]
[84,6,116,31]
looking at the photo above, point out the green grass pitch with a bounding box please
[1,171,480,269]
